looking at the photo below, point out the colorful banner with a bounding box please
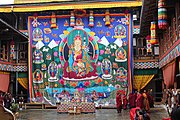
[28,12,133,107]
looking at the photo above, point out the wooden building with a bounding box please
[0,14,28,99]
[140,0,180,91]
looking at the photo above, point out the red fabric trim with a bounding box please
[0,73,10,92]
[163,61,176,88]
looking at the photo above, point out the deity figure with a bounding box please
[74,90,81,102]
[101,59,112,79]
[117,50,125,59]
[114,24,126,39]
[33,48,44,64]
[33,69,43,83]
[117,68,127,79]
[71,97,76,102]
[76,18,84,26]
[115,47,127,62]
[92,90,98,101]
[41,63,47,71]
[97,21,102,27]
[115,25,126,37]
[72,36,86,77]
[50,66,55,77]
[48,61,58,82]
[59,90,70,102]
[36,71,41,80]
[116,67,128,88]
[64,20,69,26]
[63,29,98,80]
[104,61,110,74]
[32,28,43,41]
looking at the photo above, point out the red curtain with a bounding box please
[163,61,176,88]
[0,72,10,92]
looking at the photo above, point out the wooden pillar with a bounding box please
[176,0,179,40]
[15,43,19,96]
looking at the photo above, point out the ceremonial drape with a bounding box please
[134,75,154,91]
[162,60,176,88]
[0,72,10,92]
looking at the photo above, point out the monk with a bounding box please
[129,92,137,108]
[123,94,128,110]
[147,89,154,108]
[4,93,12,109]
[116,91,122,113]
[136,92,144,109]
[142,90,150,111]
[130,107,140,120]
[0,92,4,105]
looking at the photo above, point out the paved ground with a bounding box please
[18,105,170,120]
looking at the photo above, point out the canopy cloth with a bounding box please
[14,0,71,3]
[17,78,28,90]
[162,60,176,88]
[0,72,10,92]
[0,1,142,12]
[133,75,154,91]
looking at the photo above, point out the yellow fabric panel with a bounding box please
[133,75,154,91]
[0,1,142,13]
[17,78,28,90]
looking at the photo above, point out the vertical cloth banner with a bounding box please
[162,60,176,88]
[0,72,10,92]
[133,75,155,91]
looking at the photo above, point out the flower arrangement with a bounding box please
[10,103,19,113]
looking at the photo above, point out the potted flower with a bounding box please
[10,103,18,113]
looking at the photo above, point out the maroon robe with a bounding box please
[116,93,122,113]
[147,93,154,108]
[129,93,137,108]
[130,107,141,120]
[136,93,144,109]
[0,95,3,105]
[123,95,128,110]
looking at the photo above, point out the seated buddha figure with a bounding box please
[115,47,127,62]
[117,49,126,60]
[63,30,97,80]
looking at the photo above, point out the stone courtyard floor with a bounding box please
[18,105,169,120]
